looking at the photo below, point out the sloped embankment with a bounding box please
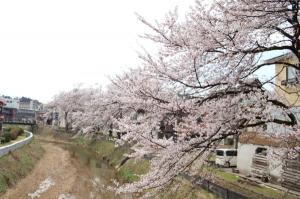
[72,136,216,199]
[72,137,150,183]
[0,139,45,195]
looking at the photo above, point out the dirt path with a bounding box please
[2,143,78,199]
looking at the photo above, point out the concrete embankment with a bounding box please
[0,131,33,158]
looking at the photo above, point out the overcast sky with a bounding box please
[0,0,195,103]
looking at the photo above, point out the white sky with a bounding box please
[0,0,195,103]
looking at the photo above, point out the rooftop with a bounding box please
[239,132,300,148]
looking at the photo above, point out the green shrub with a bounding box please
[19,128,24,135]
[9,127,24,140]
[2,132,11,143]
[119,169,139,183]
[3,127,10,133]
[10,131,18,140]
[117,159,150,183]
[0,137,6,144]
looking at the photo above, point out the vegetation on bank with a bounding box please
[38,127,146,182]
[40,127,217,198]
[0,139,44,194]
[117,158,150,183]
[157,177,216,199]
[72,136,149,183]
[200,166,299,199]
[0,127,26,146]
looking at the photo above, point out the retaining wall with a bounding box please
[0,131,33,157]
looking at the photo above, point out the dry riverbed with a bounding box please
[1,129,216,199]
[2,142,123,199]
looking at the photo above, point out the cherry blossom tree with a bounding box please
[47,0,300,194]
[113,0,300,193]
[47,87,96,133]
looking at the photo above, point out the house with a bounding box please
[266,52,300,106]
[227,53,300,191]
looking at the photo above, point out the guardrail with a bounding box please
[3,121,36,126]
[0,131,33,157]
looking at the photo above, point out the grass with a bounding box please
[118,169,139,183]
[3,124,31,131]
[72,135,133,166]
[200,166,299,199]
[90,139,116,157]
[72,134,149,183]
[248,185,299,199]
[117,158,150,183]
[201,166,240,183]
[0,138,44,195]
[157,177,216,199]
[217,170,240,182]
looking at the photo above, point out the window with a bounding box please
[287,67,297,79]
[226,150,237,156]
[216,150,224,156]
[224,138,234,145]
[286,66,300,84]
[255,147,267,156]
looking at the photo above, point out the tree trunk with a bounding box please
[64,112,69,133]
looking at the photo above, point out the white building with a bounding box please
[237,132,283,181]
[0,96,19,109]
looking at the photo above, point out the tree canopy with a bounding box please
[47,0,300,194]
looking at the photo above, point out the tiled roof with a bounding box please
[239,131,300,148]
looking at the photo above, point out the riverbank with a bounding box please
[2,129,134,199]
[36,127,216,198]
[0,126,216,198]
[36,127,150,184]
[0,138,44,196]
[1,143,76,199]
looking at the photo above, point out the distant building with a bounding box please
[31,100,43,111]
[0,96,19,109]
[0,95,43,122]
[0,100,5,132]
[19,97,43,111]
[16,109,36,122]
[2,107,17,121]
[19,97,32,110]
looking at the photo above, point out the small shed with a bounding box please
[237,132,283,181]
[237,132,300,192]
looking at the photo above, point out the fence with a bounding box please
[0,131,33,157]
[282,159,300,192]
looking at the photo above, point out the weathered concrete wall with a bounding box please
[237,143,257,175]
[237,143,282,179]
[0,130,33,157]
